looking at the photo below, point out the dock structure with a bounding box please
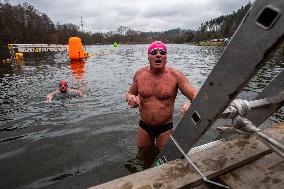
[89,123,284,189]
[8,44,68,60]
[8,44,68,53]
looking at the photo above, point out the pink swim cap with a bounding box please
[59,80,68,87]
[148,41,167,53]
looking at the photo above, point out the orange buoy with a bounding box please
[84,52,90,57]
[68,37,85,60]
[15,52,24,60]
[15,53,24,63]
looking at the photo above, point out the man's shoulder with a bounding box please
[135,66,149,75]
[167,66,177,72]
[137,66,149,72]
[167,67,183,76]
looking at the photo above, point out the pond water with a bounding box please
[0,44,283,189]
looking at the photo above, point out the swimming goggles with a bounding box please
[59,84,68,88]
[149,49,167,55]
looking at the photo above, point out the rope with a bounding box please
[170,136,230,188]
[232,116,284,158]
[221,92,284,119]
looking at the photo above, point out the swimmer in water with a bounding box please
[46,80,85,102]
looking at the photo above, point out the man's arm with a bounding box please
[46,90,59,102]
[175,70,198,100]
[174,69,198,114]
[126,71,140,108]
[69,89,85,96]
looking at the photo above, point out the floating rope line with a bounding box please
[89,49,114,57]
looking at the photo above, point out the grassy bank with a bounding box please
[192,41,226,46]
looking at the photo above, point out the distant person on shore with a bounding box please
[46,80,85,102]
[125,41,198,151]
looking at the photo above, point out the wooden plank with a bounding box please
[219,153,284,189]
[218,123,284,189]
[88,124,284,189]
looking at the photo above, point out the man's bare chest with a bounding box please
[137,77,177,99]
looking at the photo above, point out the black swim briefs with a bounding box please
[139,120,173,139]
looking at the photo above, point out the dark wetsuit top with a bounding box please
[139,120,173,139]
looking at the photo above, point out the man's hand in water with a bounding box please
[45,91,56,103]
[180,102,191,115]
[126,94,140,108]
[46,99,52,103]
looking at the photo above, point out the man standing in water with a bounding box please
[126,41,198,151]
[46,80,85,102]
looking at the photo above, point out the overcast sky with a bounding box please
[10,0,253,33]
